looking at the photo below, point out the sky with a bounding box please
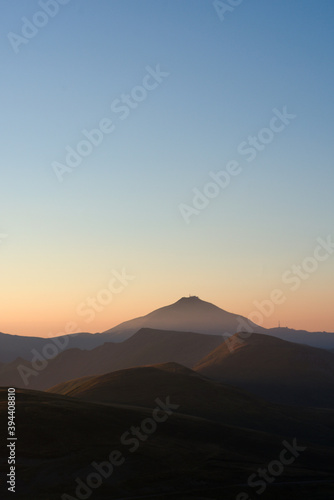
[1,0,333,336]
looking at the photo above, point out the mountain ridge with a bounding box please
[100,295,262,341]
[0,328,226,390]
[1,296,333,363]
[194,332,334,408]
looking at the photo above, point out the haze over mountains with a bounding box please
[101,296,262,341]
[0,297,259,363]
[1,327,333,412]
[0,329,225,390]
[1,297,334,499]
[195,332,334,408]
[1,297,333,364]
[0,330,107,364]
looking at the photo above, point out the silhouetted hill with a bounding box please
[266,327,334,350]
[0,329,225,390]
[0,297,260,363]
[195,332,334,408]
[48,362,334,445]
[0,330,105,363]
[1,384,334,499]
[1,298,333,364]
[101,296,263,341]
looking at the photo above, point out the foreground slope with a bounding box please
[48,362,334,445]
[195,332,334,408]
[1,383,334,499]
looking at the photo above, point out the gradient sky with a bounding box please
[1,0,333,336]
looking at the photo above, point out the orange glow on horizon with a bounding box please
[1,289,332,337]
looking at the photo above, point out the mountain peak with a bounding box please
[177,295,200,303]
[102,296,263,342]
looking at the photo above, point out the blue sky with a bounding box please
[1,0,333,335]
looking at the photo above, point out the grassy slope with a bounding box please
[194,333,334,408]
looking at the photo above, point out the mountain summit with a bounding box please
[1,296,333,364]
[101,296,262,342]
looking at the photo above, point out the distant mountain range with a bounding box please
[1,297,334,498]
[1,326,333,410]
[0,329,225,390]
[1,296,333,363]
